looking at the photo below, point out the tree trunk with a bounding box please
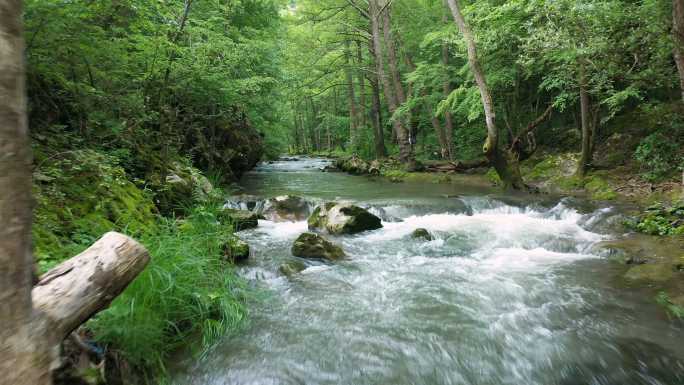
[356,41,367,129]
[442,8,455,160]
[370,0,411,163]
[0,0,52,382]
[445,0,496,147]
[344,39,359,152]
[674,0,684,102]
[367,41,387,158]
[445,0,524,189]
[576,62,592,178]
[380,2,414,165]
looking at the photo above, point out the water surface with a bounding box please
[177,157,684,385]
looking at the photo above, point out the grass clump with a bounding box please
[656,292,684,319]
[88,203,249,379]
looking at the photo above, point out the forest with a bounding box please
[1,0,683,384]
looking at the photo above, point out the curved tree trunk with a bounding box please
[445,0,524,190]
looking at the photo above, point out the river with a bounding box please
[175,157,684,385]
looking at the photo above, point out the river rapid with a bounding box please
[176,157,684,385]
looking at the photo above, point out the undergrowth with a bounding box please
[88,203,250,381]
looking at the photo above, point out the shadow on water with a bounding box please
[174,157,684,385]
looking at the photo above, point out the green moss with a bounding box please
[584,175,618,200]
[526,156,560,181]
[485,168,501,185]
[381,168,408,182]
[32,149,158,272]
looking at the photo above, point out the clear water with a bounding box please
[176,157,684,385]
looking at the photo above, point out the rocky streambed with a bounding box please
[175,157,684,385]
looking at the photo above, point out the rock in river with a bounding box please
[279,259,307,277]
[222,237,250,263]
[262,195,311,222]
[218,208,259,231]
[411,228,433,241]
[291,232,346,261]
[308,202,383,235]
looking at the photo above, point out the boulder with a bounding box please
[262,195,311,222]
[368,160,381,175]
[224,194,263,212]
[218,208,259,231]
[411,228,433,241]
[222,237,250,263]
[308,202,383,235]
[279,259,307,277]
[335,155,369,175]
[291,232,346,261]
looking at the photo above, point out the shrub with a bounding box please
[634,132,684,182]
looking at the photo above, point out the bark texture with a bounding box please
[445,0,525,189]
[370,0,412,164]
[0,1,52,383]
[367,37,387,158]
[33,232,150,342]
[441,8,455,160]
[344,39,359,151]
[576,62,592,177]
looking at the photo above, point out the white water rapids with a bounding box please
[175,158,684,385]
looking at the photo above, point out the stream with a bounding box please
[176,157,684,385]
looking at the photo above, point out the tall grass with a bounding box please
[89,203,249,379]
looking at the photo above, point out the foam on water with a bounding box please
[175,161,684,385]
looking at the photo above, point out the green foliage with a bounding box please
[89,203,249,378]
[628,201,684,236]
[656,292,684,319]
[32,149,158,272]
[635,132,684,182]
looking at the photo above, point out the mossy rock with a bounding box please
[308,202,382,235]
[411,228,433,241]
[584,175,617,201]
[262,195,311,222]
[222,237,250,263]
[218,209,259,231]
[291,232,345,261]
[279,259,307,277]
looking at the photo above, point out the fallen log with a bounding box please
[32,232,150,344]
[424,158,490,173]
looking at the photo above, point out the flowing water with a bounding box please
[176,157,684,385]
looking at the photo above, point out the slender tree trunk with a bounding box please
[442,8,455,160]
[0,1,52,383]
[380,3,415,165]
[577,62,592,177]
[356,41,367,129]
[371,0,412,164]
[344,39,359,152]
[445,0,524,189]
[674,0,684,102]
[367,42,387,158]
